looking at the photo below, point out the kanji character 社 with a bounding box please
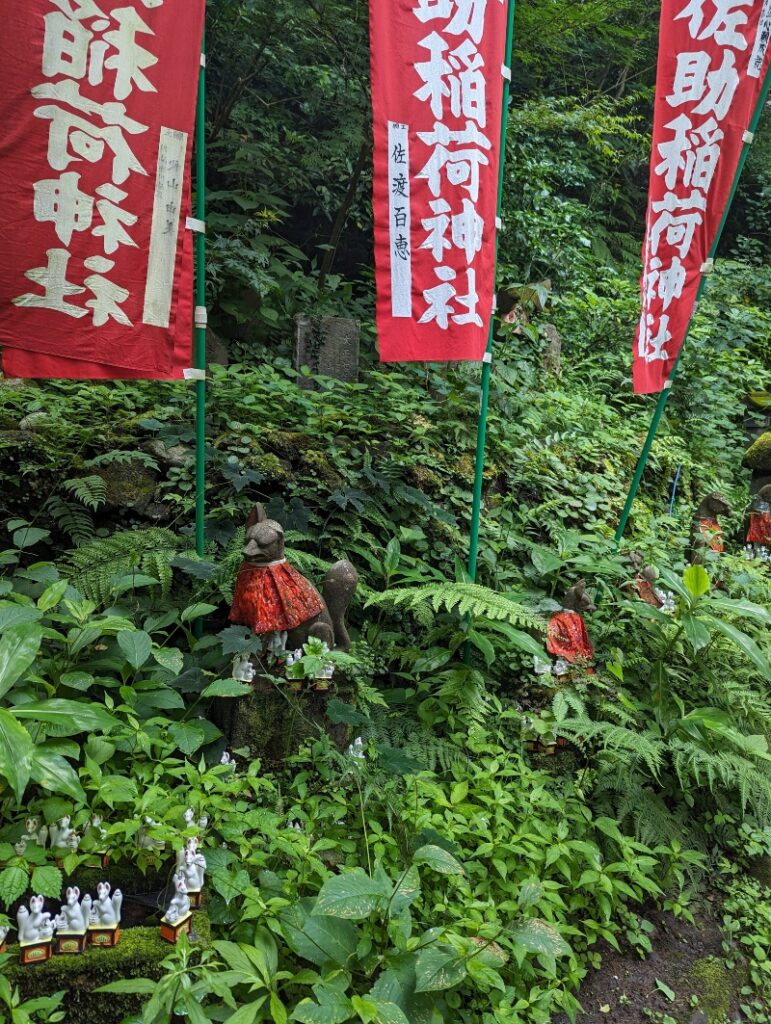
[103,6,159,101]
[644,256,687,311]
[649,190,706,259]
[93,183,138,254]
[33,171,94,246]
[83,255,132,326]
[419,265,457,329]
[675,0,752,50]
[417,120,492,202]
[655,114,724,192]
[667,50,740,120]
[12,248,87,318]
[452,267,483,326]
[638,312,673,363]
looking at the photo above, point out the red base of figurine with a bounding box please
[89,926,120,948]
[56,932,88,955]
[160,913,192,944]
[188,891,203,909]
[20,940,53,965]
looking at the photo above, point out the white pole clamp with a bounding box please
[200,53,207,68]
[743,129,754,143]
[186,217,206,234]
[194,305,208,328]
[482,352,493,364]
[701,258,715,274]
[183,368,207,381]
[501,65,512,81]
[495,216,503,230]
[663,380,673,390]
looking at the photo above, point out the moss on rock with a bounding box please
[687,956,734,1023]
[744,432,771,471]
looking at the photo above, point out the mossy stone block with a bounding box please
[687,956,734,1024]
[744,432,771,471]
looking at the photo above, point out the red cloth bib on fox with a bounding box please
[229,560,324,635]
[747,512,771,546]
[546,611,594,665]
[699,518,724,553]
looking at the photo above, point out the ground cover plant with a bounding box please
[2,0,771,1021]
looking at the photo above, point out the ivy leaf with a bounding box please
[312,869,391,920]
[117,630,152,669]
[31,865,63,900]
[413,845,464,876]
[0,865,28,906]
[414,947,467,993]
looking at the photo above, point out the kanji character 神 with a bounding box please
[667,50,740,120]
[655,114,724,192]
[675,0,752,51]
[33,171,94,246]
[644,255,687,311]
[421,198,452,261]
[417,120,491,202]
[649,189,706,259]
[12,248,87,318]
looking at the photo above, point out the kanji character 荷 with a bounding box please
[649,190,706,259]
[675,0,752,51]
[33,171,94,246]
[417,120,491,202]
[655,114,724,192]
[12,248,87,319]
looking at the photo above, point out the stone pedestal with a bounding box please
[294,316,360,386]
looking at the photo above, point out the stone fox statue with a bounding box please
[229,503,358,652]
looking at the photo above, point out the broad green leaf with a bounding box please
[376,746,426,776]
[313,869,392,920]
[0,602,43,632]
[681,614,710,653]
[702,615,771,679]
[390,864,421,917]
[0,708,34,802]
[510,919,571,958]
[0,865,28,905]
[655,979,675,1002]
[152,646,184,674]
[0,623,43,699]
[413,844,464,876]
[281,898,358,966]
[84,736,115,764]
[11,700,118,733]
[59,671,94,692]
[369,1000,410,1024]
[708,597,771,623]
[414,947,467,993]
[37,579,69,612]
[30,865,63,899]
[517,880,544,911]
[96,980,159,994]
[683,565,710,599]
[30,750,86,802]
[450,782,468,805]
[117,629,152,670]
[657,569,691,606]
[13,527,50,549]
[181,602,218,623]
[227,1001,269,1024]
[168,721,206,755]
[202,678,253,698]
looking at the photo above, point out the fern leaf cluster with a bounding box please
[66,527,180,604]
[366,582,541,629]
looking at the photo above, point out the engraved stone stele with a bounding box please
[294,316,360,386]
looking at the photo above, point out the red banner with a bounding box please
[0,0,205,379]
[634,0,771,395]
[370,0,509,362]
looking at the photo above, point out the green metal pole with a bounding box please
[467,0,517,582]
[193,32,207,637]
[194,32,207,561]
[615,61,771,544]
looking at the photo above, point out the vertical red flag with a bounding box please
[634,0,771,395]
[0,0,205,379]
[370,0,509,363]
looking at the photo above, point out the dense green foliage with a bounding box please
[2,0,771,1022]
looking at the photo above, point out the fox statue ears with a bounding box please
[245,503,269,530]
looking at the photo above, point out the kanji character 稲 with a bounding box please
[417,120,492,201]
[12,248,87,318]
[452,267,483,326]
[655,114,724,191]
[103,6,158,101]
[93,183,138,254]
[446,0,489,44]
[675,0,752,50]
[451,197,484,261]
[414,32,452,119]
[83,255,132,326]
[448,38,487,127]
[421,198,452,261]
[644,255,687,311]
[693,49,740,119]
[649,190,706,258]
[419,265,457,329]
[413,0,453,23]
[33,97,147,185]
[33,171,94,246]
[394,234,411,262]
[638,311,672,363]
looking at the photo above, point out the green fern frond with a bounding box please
[62,475,107,511]
[366,582,541,630]
[85,450,159,471]
[44,496,96,547]
[67,527,180,604]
